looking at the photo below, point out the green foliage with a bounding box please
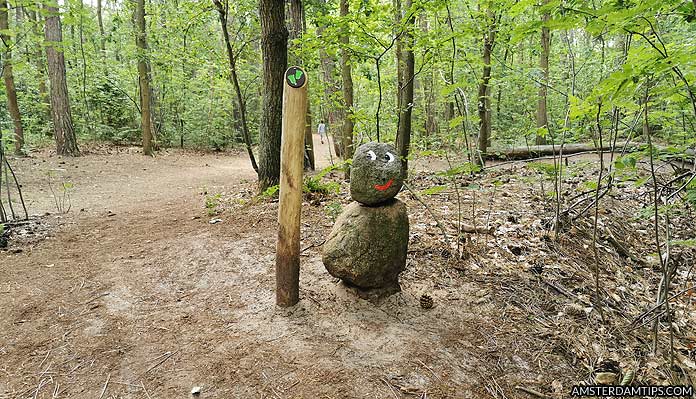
[670,239,696,248]
[324,201,343,223]
[686,179,696,206]
[205,193,222,216]
[303,176,340,195]
[420,185,447,195]
[527,162,558,178]
[438,162,481,177]
[46,170,73,214]
[0,0,693,192]
[259,185,279,200]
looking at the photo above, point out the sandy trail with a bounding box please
[2,136,493,398]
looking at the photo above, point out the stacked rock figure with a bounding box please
[322,142,409,292]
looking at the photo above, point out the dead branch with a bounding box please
[514,385,553,399]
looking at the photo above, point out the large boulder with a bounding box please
[350,142,403,206]
[322,199,409,289]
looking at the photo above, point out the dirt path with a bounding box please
[8,138,685,398]
[0,137,502,398]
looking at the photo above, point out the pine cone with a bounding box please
[594,359,621,385]
[420,294,434,309]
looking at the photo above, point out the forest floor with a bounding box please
[1,136,695,399]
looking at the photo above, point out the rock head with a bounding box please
[350,142,403,206]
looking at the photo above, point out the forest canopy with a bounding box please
[0,0,694,176]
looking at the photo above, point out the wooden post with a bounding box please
[276,66,307,307]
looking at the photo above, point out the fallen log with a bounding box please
[485,143,695,161]
[485,143,617,160]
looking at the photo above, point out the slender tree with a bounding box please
[421,16,436,138]
[257,0,288,190]
[536,0,551,145]
[44,3,79,156]
[476,6,496,164]
[339,0,354,163]
[213,0,258,173]
[396,0,415,177]
[133,0,154,155]
[97,0,106,53]
[27,10,49,129]
[317,23,342,158]
[0,0,24,155]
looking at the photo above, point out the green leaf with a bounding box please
[420,185,447,195]
[437,162,481,176]
[583,180,598,190]
[670,239,696,248]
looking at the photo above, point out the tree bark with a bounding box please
[396,0,415,178]
[44,4,79,156]
[536,0,551,145]
[421,16,436,138]
[213,0,258,174]
[258,0,288,190]
[133,0,154,155]
[0,0,24,155]
[317,23,343,158]
[287,0,314,171]
[476,8,496,164]
[339,0,353,164]
[97,0,106,53]
[27,10,50,129]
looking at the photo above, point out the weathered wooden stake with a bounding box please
[276,66,307,307]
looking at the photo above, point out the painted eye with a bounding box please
[385,152,395,163]
[367,150,377,161]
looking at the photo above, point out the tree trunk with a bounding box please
[396,0,415,178]
[213,0,258,174]
[536,1,550,145]
[421,16,436,138]
[317,23,343,158]
[97,0,106,53]
[44,4,79,156]
[476,9,495,164]
[0,0,24,155]
[394,0,404,120]
[27,10,50,130]
[287,0,314,171]
[339,0,353,165]
[496,47,509,115]
[133,0,154,155]
[258,0,288,190]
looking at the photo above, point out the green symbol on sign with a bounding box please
[288,69,303,86]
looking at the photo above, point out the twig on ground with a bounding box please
[630,285,696,327]
[98,373,110,399]
[416,359,441,382]
[143,351,175,375]
[32,377,49,399]
[382,378,400,399]
[140,381,153,399]
[514,385,553,399]
[83,292,109,305]
[301,239,325,253]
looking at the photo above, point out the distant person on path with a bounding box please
[318,120,326,144]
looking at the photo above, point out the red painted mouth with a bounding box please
[374,179,394,192]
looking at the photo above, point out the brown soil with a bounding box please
[1,136,695,398]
